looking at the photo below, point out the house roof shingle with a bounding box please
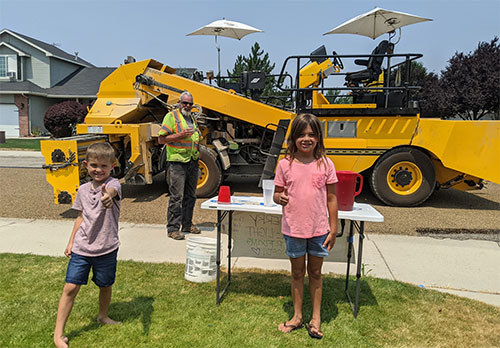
[0,80,46,94]
[0,67,116,97]
[48,67,116,96]
[1,29,95,67]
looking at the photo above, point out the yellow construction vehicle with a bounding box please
[41,44,499,206]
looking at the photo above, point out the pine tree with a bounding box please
[227,42,275,77]
[227,43,290,107]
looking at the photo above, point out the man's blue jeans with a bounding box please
[167,159,199,232]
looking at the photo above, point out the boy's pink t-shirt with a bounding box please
[71,177,121,257]
[274,157,338,239]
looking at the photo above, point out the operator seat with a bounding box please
[345,40,394,86]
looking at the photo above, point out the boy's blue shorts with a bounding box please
[283,233,330,259]
[65,249,118,287]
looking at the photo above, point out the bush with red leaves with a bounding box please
[44,101,86,138]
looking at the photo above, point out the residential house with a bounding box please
[0,29,115,137]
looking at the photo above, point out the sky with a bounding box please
[1,0,499,77]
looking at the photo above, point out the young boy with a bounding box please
[54,142,121,348]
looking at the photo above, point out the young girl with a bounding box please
[274,113,338,339]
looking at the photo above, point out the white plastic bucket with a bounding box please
[184,237,217,283]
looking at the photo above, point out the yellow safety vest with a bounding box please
[159,109,200,162]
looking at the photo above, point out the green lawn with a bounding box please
[1,254,498,348]
[0,138,41,151]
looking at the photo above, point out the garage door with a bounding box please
[0,104,19,137]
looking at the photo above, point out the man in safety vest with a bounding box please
[158,91,202,240]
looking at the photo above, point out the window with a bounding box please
[0,55,18,78]
[0,56,6,77]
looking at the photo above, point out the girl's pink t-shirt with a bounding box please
[274,157,338,239]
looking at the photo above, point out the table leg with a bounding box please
[345,220,353,295]
[227,211,232,284]
[215,210,231,305]
[345,220,365,318]
[216,210,222,304]
[354,221,365,318]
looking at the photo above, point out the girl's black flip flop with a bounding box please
[281,322,303,333]
[305,323,323,339]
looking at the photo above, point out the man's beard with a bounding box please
[180,108,191,117]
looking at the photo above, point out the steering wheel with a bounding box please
[332,51,344,70]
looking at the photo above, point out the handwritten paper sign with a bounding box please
[221,211,354,263]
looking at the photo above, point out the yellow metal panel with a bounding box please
[412,119,500,183]
[324,116,418,140]
[432,158,482,191]
[319,115,418,174]
[76,123,155,180]
[298,59,333,88]
[41,140,81,204]
[321,116,417,141]
[311,91,376,109]
[312,91,330,106]
[313,103,377,109]
[85,59,168,125]
[96,60,152,98]
[327,153,380,174]
[84,98,141,124]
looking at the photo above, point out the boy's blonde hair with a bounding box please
[86,142,116,163]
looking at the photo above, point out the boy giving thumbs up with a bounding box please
[54,142,122,348]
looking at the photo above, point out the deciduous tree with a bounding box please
[440,37,500,120]
[44,101,86,138]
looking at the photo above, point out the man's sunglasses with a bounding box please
[181,101,193,106]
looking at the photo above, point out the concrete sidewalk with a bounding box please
[0,150,44,168]
[0,217,499,307]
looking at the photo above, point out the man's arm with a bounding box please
[158,128,194,144]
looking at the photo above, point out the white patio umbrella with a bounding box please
[187,19,262,76]
[323,7,432,41]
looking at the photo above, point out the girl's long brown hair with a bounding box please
[285,113,326,165]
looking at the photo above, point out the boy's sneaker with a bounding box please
[182,226,201,234]
[167,231,185,240]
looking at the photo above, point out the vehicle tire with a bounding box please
[196,145,222,198]
[370,147,436,206]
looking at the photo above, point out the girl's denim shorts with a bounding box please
[283,233,329,258]
[65,248,118,287]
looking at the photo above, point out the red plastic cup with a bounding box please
[217,185,231,204]
[336,171,363,211]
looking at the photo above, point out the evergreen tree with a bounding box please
[227,42,275,78]
[227,43,291,107]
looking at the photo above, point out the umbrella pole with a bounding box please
[215,35,221,77]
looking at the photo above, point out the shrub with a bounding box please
[43,101,86,138]
[30,126,44,137]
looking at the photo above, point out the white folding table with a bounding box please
[201,196,384,317]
